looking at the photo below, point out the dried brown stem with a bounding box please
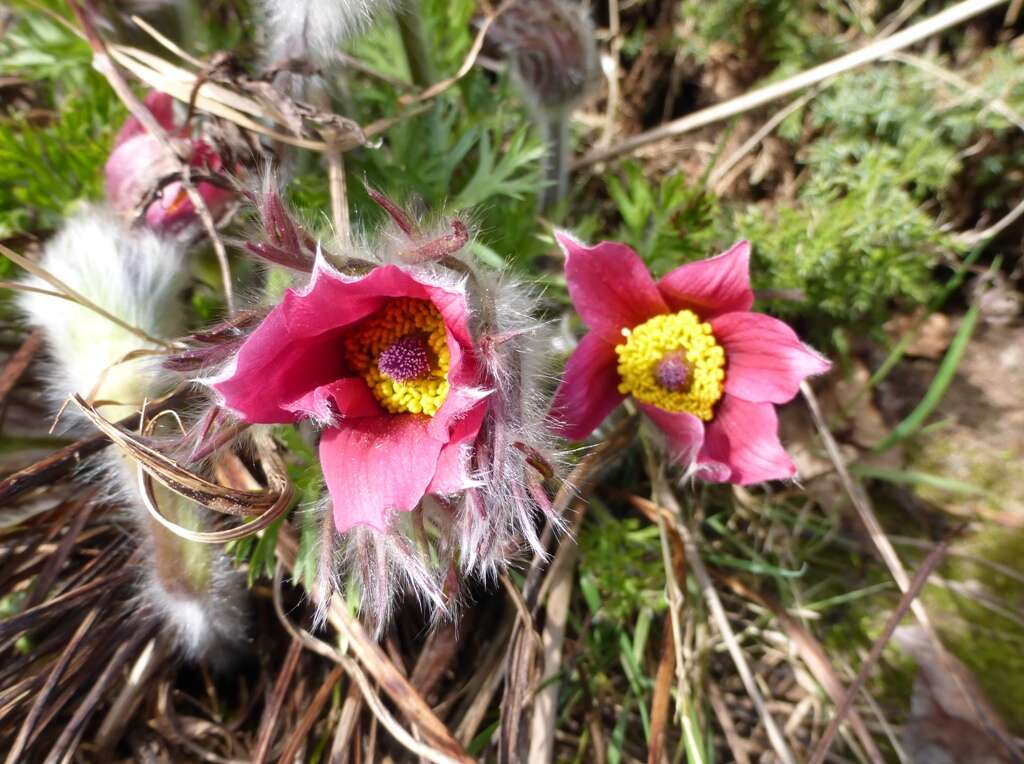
[807,534,954,764]
[253,640,303,764]
[647,616,675,764]
[275,528,472,763]
[0,330,42,410]
[576,0,1010,168]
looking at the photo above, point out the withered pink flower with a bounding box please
[105,91,233,233]
[208,259,490,533]
[551,234,830,484]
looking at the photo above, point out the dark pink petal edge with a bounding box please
[657,240,754,319]
[555,230,668,343]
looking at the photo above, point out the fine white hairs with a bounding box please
[19,209,247,660]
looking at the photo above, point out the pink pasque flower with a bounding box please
[207,256,490,534]
[550,234,830,484]
[105,91,233,233]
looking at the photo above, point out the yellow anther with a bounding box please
[344,297,450,416]
[614,309,726,421]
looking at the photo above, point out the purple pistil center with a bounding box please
[378,335,432,381]
[655,352,691,392]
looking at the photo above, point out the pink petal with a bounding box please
[549,332,624,440]
[142,180,234,234]
[427,385,490,442]
[428,402,488,495]
[711,312,831,404]
[637,403,705,467]
[321,416,445,532]
[212,262,479,429]
[105,135,232,233]
[698,396,795,484]
[212,328,348,423]
[657,241,754,319]
[105,134,178,216]
[556,231,668,343]
[113,91,176,147]
[282,377,382,423]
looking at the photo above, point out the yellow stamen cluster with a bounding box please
[615,309,726,420]
[344,298,450,416]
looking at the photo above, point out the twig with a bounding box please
[575,0,1009,168]
[708,89,820,191]
[274,528,472,763]
[67,0,236,314]
[958,195,1024,244]
[527,543,577,764]
[0,330,42,410]
[654,481,797,764]
[807,535,953,764]
[801,382,1024,761]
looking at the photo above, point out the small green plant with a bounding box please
[0,4,124,237]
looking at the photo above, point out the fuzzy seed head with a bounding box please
[489,0,599,112]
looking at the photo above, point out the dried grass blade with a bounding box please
[0,572,131,642]
[106,46,354,152]
[275,528,472,763]
[0,330,42,409]
[528,543,577,764]
[70,395,275,514]
[44,622,154,762]
[23,500,96,611]
[253,640,303,764]
[653,483,797,764]
[4,607,101,764]
[274,665,345,764]
[807,534,954,764]
[717,574,885,762]
[647,617,676,764]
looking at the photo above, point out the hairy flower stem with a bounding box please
[539,111,570,211]
[122,435,247,660]
[147,492,212,601]
[395,1,436,88]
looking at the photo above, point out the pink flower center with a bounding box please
[378,335,432,382]
[654,352,691,392]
